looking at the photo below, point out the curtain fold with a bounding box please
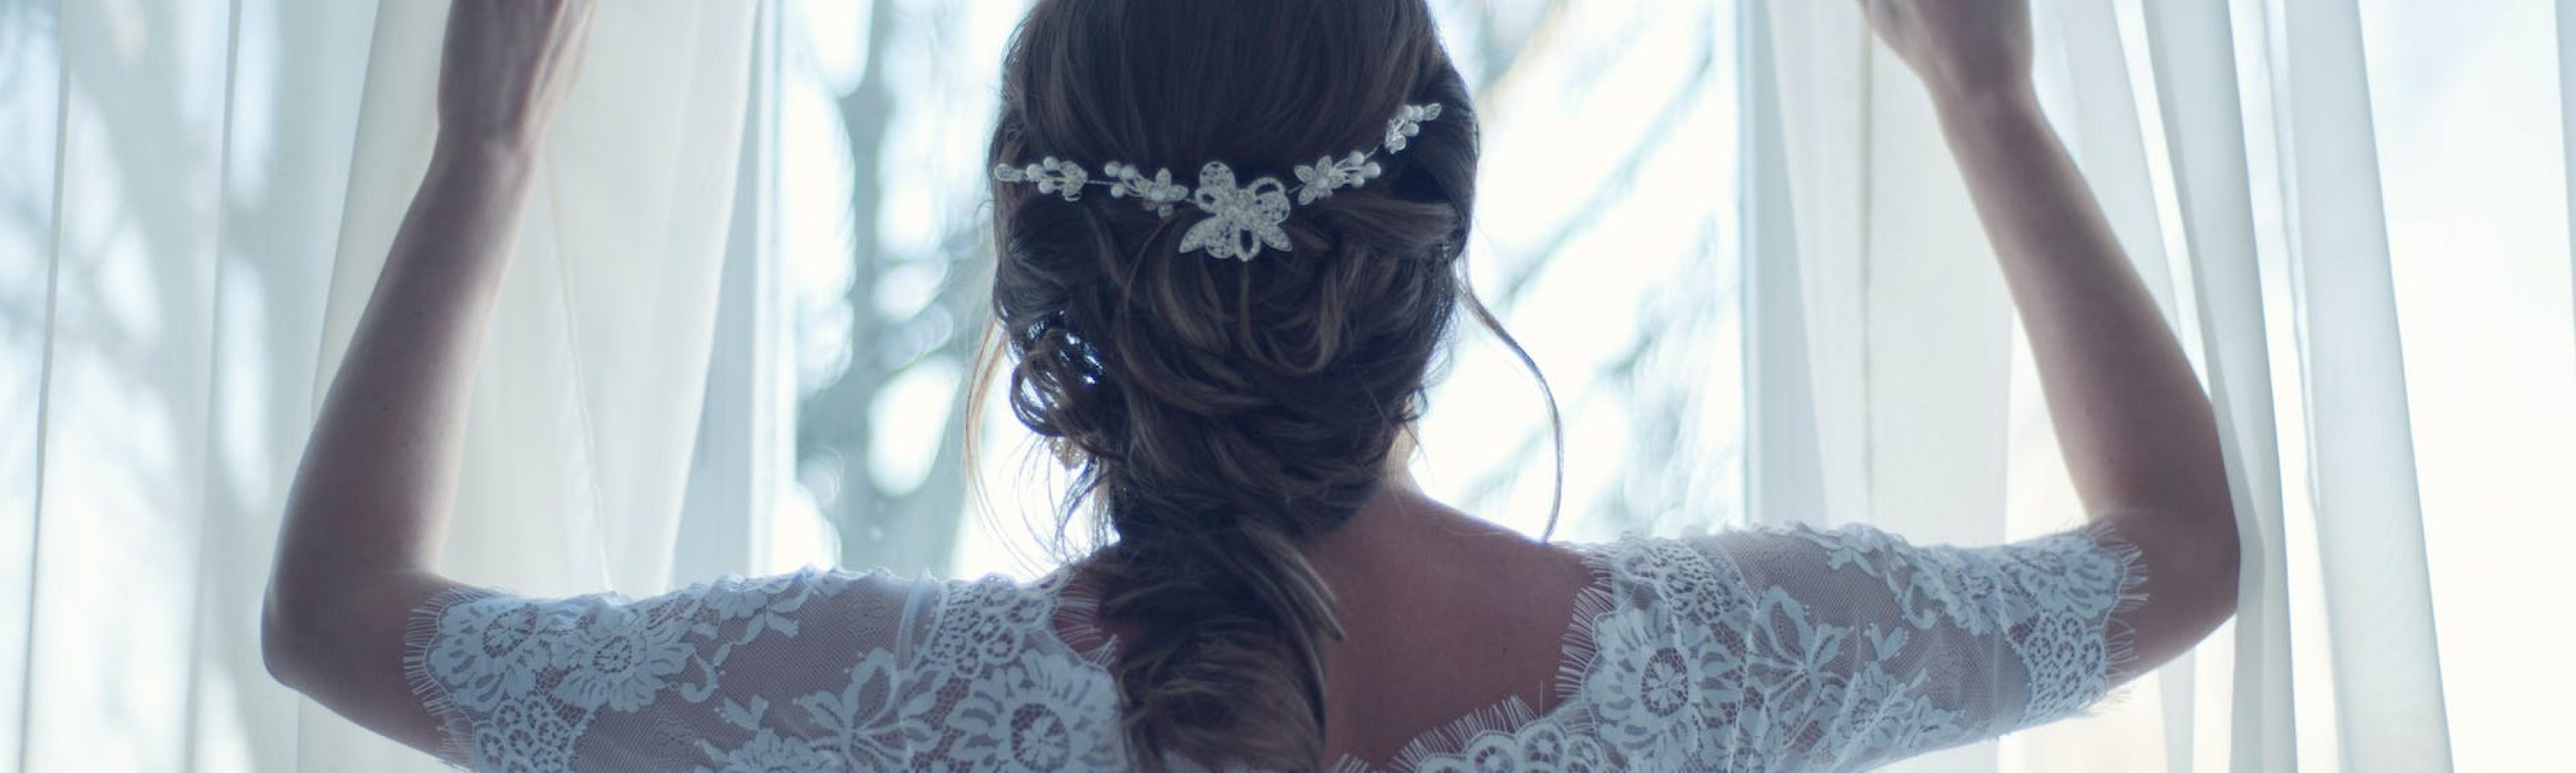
[2269,0,2451,769]
[1741,0,1828,533]
[2566,0,2576,360]
[0,0,67,764]
[1759,0,1875,533]
[2136,2,2301,770]
[17,2,250,768]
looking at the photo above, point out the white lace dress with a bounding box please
[406,522,2143,772]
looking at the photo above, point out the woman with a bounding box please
[263,0,2240,770]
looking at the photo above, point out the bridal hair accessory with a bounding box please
[993,103,1444,262]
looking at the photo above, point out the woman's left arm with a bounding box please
[262,0,593,753]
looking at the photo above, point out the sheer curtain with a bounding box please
[0,1,758,770]
[1747,0,2576,770]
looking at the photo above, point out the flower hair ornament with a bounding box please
[993,103,1444,262]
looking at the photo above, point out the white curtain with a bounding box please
[0,1,760,770]
[1748,0,2576,770]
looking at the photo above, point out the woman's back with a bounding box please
[264,1,2237,770]
[406,489,2141,771]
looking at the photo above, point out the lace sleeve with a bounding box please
[403,569,949,771]
[1589,523,2144,770]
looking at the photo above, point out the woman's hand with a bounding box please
[436,0,598,150]
[1861,0,2034,104]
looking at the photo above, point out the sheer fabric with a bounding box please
[0,1,759,769]
[408,522,2141,772]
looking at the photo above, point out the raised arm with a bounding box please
[1862,0,2239,673]
[261,0,594,752]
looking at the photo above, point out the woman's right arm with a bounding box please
[1862,0,2239,673]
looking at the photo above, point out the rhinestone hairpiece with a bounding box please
[993,103,1444,262]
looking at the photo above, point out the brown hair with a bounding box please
[978,1,1542,769]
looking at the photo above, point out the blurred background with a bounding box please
[3,0,2573,770]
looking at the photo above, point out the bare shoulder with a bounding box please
[1303,496,1597,762]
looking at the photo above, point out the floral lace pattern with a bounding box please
[410,524,2138,771]
[409,569,1127,772]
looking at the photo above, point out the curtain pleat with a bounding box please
[189,2,380,770]
[1741,0,1829,531]
[2269,1,2453,770]
[2384,3,2576,769]
[2136,3,2303,770]
[0,0,66,766]
[525,0,756,595]
[1759,0,1875,532]
[2566,0,2576,363]
[674,1,787,584]
[20,2,237,769]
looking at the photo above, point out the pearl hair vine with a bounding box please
[993,103,1445,262]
